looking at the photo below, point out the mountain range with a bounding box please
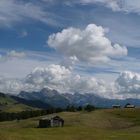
[18,88,140,108]
[0,88,140,111]
[18,88,69,108]
[0,92,51,112]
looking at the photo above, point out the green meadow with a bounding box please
[0,108,140,140]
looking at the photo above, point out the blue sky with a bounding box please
[1,0,140,98]
[1,1,140,54]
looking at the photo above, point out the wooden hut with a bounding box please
[124,103,135,108]
[38,116,64,128]
[112,104,121,109]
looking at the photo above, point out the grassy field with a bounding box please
[0,108,140,140]
[0,94,37,112]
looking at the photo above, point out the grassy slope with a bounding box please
[0,109,140,140]
[107,108,140,125]
[0,94,37,112]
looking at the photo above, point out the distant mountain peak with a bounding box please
[18,88,140,108]
[18,88,69,108]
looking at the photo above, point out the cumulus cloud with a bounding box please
[0,76,40,95]
[21,69,140,99]
[48,24,127,64]
[0,64,110,96]
[25,65,110,95]
[1,63,140,99]
[0,77,23,94]
[0,50,64,79]
[0,64,72,94]
[116,71,140,94]
[25,64,71,87]
[60,56,78,69]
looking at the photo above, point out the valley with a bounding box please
[0,109,140,140]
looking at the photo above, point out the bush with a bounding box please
[84,104,95,112]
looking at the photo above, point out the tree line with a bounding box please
[0,104,95,122]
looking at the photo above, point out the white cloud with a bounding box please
[122,0,140,14]
[25,65,110,95]
[76,0,121,11]
[1,62,140,99]
[56,0,140,15]
[0,50,26,62]
[60,56,78,69]
[76,0,140,14]
[0,64,110,96]
[41,0,120,11]
[22,68,140,99]
[0,0,140,28]
[0,0,58,27]
[116,71,140,95]
[0,50,61,78]
[0,50,140,99]
[48,24,127,64]
[25,64,71,86]
[7,50,26,58]
[0,77,23,94]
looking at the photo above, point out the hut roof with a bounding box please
[51,116,64,121]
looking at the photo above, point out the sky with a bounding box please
[1,0,140,99]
